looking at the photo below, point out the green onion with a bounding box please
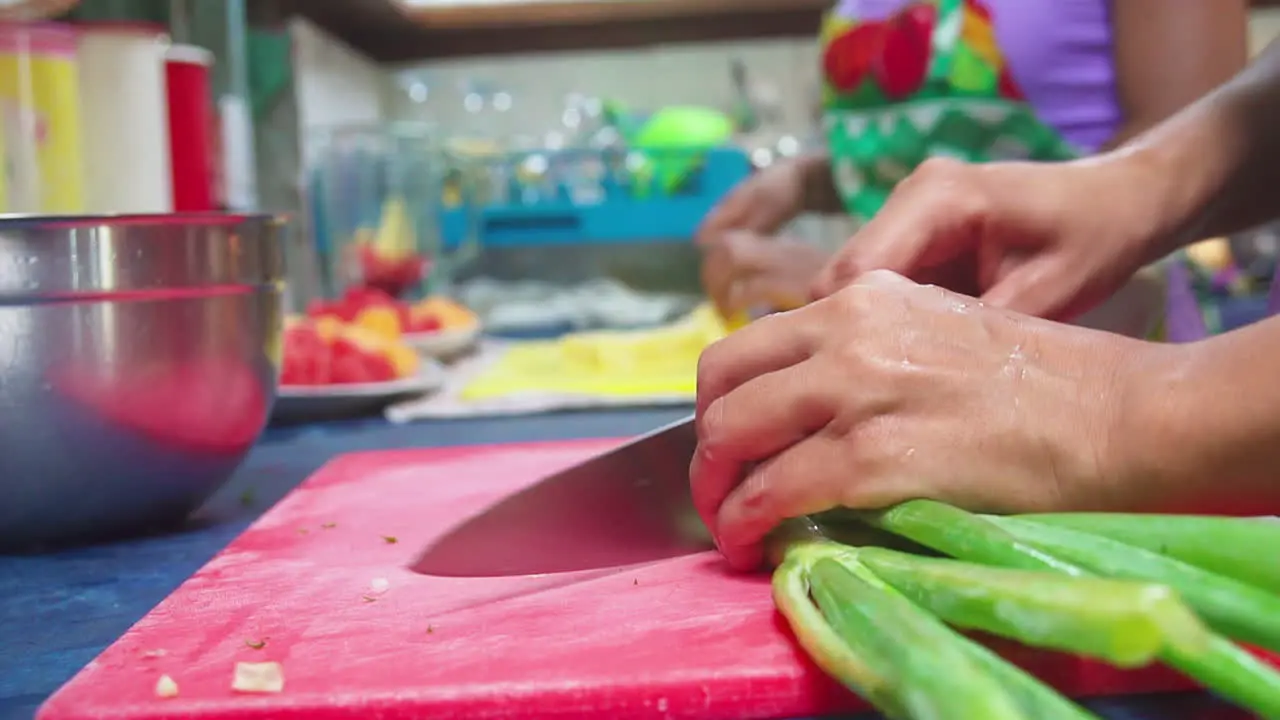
[856,547,1210,667]
[946,630,1100,720]
[989,517,1280,653]
[861,500,1086,575]
[1016,513,1280,595]
[1162,633,1280,717]
[808,553,1025,719]
[771,547,900,716]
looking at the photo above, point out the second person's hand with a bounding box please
[810,156,1170,322]
[700,233,829,318]
[697,154,840,316]
[692,269,1171,571]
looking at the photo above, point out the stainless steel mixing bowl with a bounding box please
[0,213,287,550]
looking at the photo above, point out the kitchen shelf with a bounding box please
[276,0,1276,64]
[276,0,827,63]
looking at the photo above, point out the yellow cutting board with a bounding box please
[460,304,741,401]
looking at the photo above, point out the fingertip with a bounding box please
[720,542,765,572]
[715,438,844,563]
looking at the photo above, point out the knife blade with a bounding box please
[410,416,713,578]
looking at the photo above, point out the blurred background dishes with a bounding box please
[0,212,286,550]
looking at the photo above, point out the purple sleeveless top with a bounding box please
[832,1,1280,327]
[834,0,1122,153]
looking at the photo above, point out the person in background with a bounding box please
[699,0,1247,324]
[691,36,1280,572]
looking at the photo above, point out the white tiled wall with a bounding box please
[380,38,822,141]
[289,7,1280,150]
[290,18,388,163]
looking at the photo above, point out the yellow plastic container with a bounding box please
[0,22,85,213]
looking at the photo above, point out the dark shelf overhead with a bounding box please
[277,0,827,63]
[275,0,1280,64]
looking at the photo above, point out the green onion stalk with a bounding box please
[767,502,1280,720]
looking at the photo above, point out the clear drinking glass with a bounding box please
[307,122,462,300]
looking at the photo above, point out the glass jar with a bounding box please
[307,121,466,300]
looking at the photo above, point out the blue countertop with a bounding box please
[0,408,1239,720]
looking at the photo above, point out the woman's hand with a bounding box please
[692,269,1169,570]
[698,155,839,315]
[811,157,1169,323]
[700,233,830,317]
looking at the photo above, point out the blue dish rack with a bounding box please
[438,146,752,251]
[305,143,752,298]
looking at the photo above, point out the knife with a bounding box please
[410,416,713,577]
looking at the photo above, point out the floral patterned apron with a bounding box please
[820,0,1079,224]
[819,0,1172,340]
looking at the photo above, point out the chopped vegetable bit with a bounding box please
[245,639,267,650]
[381,535,398,544]
[426,625,434,634]
[321,522,337,529]
[239,489,255,507]
[362,595,378,603]
[232,661,285,694]
[155,675,179,698]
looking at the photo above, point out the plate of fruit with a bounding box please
[273,314,446,423]
[307,286,482,360]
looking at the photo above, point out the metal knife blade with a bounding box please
[410,416,712,578]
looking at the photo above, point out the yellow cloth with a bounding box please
[460,304,734,401]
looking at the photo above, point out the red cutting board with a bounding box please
[37,439,1262,720]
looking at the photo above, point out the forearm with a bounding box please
[1120,39,1280,259]
[1126,317,1280,507]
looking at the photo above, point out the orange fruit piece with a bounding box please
[354,305,404,341]
[413,296,477,329]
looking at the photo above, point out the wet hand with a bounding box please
[692,269,1161,570]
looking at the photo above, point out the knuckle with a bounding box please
[913,155,967,185]
[830,337,872,375]
[829,283,875,320]
[859,268,909,286]
[732,471,774,518]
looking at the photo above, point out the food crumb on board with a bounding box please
[633,578,638,585]
[426,625,434,634]
[297,528,310,535]
[232,661,285,694]
[141,649,168,659]
[321,522,337,529]
[154,675,179,698]
[244,638,267,650]
[369,577,390,594]
[381,535,398,544]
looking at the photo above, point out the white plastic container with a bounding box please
[77,22,173,213]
